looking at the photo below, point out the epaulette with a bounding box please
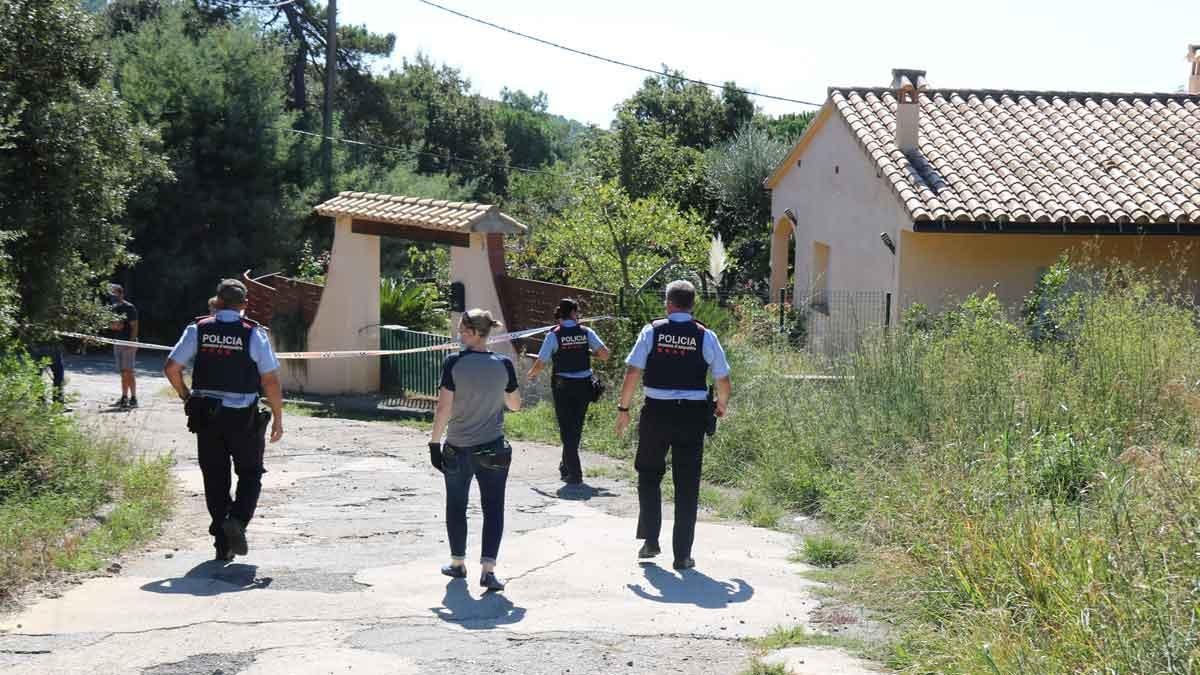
[189,314,211,325]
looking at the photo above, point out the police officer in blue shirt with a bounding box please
[164,279,285,561]
[615,280,732,570]
[526,299,610,484]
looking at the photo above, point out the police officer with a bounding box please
[615,280,731,570]
[526,298,610,484]
[164,279,284,562]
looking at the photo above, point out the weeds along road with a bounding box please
[0,354,877,675]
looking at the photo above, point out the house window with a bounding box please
[812,241,830,314]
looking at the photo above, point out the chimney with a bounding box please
[891,68,927,153]
[1189,45,1200,95]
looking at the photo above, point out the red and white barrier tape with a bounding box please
[54,316,614,361]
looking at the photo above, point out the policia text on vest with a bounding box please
[615,280,732,571]
[164,279,286,562]
[526,299,611,484]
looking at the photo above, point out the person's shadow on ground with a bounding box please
[141,560,273,596]
[431,579,526,629]
[626,564,753,609]
[531,483,619,502]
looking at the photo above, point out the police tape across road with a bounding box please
[55,316,615,361]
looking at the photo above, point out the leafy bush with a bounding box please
[380,278,448,333]
[0,347,171,598]
[801,535,858,568]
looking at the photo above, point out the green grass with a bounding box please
[740,660,788,675]
[0,350,174,600]
[55,456,174,571]
[756,624,869,654]
[799,535,858,569]
[706,264,1200,673]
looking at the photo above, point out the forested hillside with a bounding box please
[0,0,815,340]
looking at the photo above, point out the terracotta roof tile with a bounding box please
[830,87,1200,226]
[314,192,527,232]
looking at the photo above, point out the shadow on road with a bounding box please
[63,353,166,380]
[530,483,619,502]
[141,561,273,596]
[626,564,753,608]
[431,579,526,629]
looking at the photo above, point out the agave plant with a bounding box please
[380,279,448,333]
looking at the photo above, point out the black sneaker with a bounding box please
[480,572,506,592]
[127,397,139,409]
[638,542,661,559]
[441,563,467,578]
[222,517,249,556]
[113,396,128,409]
[672,558,696,571]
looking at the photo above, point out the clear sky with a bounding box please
[339,0,1200,127]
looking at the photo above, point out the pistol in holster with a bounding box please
[184,396,221,434]
[705,385,718,437]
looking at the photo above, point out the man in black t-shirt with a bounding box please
[108,283,140,409]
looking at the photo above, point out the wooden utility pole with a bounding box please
[322,0,337,198]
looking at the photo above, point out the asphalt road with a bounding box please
[0,353,878,675]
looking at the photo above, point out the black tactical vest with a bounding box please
[192,317,261,394]
[551,324,591,374]
[642,319,708,391]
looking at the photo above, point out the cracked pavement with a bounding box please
[0,354,878,674]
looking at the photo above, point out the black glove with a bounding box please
[428,442,444,473]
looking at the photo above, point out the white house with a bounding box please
[767,53,1200,330]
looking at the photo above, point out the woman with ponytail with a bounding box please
[429,309,521,591]
[526,298,610,484]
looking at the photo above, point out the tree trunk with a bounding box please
[283,4,308,112]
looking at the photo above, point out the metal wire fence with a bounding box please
[616,286,892,361]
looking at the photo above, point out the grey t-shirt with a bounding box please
[440,349,518,447]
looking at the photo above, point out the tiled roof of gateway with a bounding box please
[315,192,527,232]
[832,88,1200,225]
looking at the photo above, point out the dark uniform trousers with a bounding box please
[197,404,264,539]
[635,397,708,561]
[552,376,593,480]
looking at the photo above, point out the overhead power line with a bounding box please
[416,0,824,108]
[283,128,578,178]
[208,0,298,9]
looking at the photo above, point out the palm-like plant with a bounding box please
[380,279,448,333]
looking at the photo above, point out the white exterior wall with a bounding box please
[770,112,910,320]
[449,234,515,362]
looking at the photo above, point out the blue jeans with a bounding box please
[443,440,511,564]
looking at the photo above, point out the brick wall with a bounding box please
[243,272,325,327]
[486,233,505,277]
[495,276,615,352]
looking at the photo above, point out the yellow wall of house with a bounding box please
[899,231,1200,312]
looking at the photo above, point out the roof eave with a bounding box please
[764,101,835,190]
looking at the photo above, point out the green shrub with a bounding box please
[0,347,172,599]
[380,278,448,333]
[801,535,858,568]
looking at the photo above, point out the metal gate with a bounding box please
[380,327,455,398]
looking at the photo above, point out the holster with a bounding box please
[184,396,222,434]
[446,438,513,471]
[590,376,606,403]
[253,408,271,437]
[705,385,718,437]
